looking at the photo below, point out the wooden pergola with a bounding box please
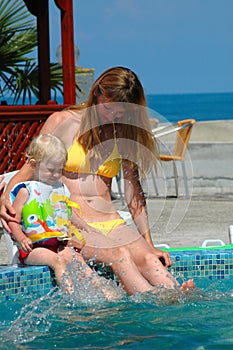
[24,0,76,105]
[0,0,77,174]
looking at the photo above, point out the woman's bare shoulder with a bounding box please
[40,109,83,147]
[42,109,81,130]
[41,109,81,133]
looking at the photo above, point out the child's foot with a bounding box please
[91,276,122,301]
[63,279,74,294]
[102,287,121,301]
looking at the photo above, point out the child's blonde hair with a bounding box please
[26,134,67,165]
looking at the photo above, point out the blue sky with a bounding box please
[49,0,233,95]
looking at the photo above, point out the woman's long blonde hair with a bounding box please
[77,66,158,175]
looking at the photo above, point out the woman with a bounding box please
[0,67,194,295]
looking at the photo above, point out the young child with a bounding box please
[8,134,113,296]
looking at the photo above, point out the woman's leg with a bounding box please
[80,225,194,294]
[81,244,155,295]
[108,225,193,290]
[127,238,178,288]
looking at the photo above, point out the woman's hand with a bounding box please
[142,230,172,267]
[151,246,172,267]
[0,193,18,233]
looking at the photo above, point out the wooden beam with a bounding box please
[55,0,76,104]
[23,0,51,104]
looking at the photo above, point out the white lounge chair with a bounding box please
[0,171,20,264]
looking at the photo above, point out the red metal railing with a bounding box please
[0,104,68,174]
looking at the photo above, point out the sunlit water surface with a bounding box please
[1,276,233,350]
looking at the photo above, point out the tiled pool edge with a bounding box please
[0,265,56,300]
[169,248,233,281]
[0,246,233,300]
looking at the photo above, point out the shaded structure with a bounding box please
[23,0,76,105]
[0,0,77,173]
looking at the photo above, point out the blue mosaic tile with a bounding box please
[0,265,55,300]
[0,248,233,300]
[169,248,233,281]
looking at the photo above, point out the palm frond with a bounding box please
[0,29,37,72]
[0,0,35,33]
[11,61,39,104]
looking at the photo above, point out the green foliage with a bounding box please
[0,0,37,100]
[0,0,81,104]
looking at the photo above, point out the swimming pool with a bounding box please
[1,245,233,349]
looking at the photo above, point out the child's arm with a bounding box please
[8,188,33,253]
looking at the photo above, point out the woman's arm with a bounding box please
[0,163,34,232]
[8,188,33,252]
[122,159,151,237]
[122,159,172,267]
[0,175,5,192]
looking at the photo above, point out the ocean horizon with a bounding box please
[146,91,233,123]
[2,91,233,124]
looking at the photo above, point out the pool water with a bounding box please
[1,277,233,350]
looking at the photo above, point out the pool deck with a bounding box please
[0,120,233,263]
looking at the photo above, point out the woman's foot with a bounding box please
[180,279,195,294]
[153,280,195,304]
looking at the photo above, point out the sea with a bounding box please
[146,92,233,123]
[2,92,233,123]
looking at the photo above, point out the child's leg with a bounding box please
[24,247,73,287]
[25,247,120,299]
[70,249,122,300]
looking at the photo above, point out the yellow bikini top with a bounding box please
[64,136,121,178]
